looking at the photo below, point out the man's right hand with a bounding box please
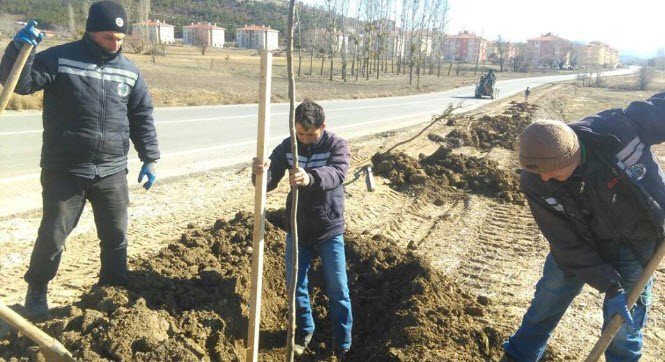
[252,157,270,176]
[14,21,44,49]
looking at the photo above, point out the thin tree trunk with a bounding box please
[285,0,298,360]
[309,48,314,75]
[356,51,360,81]
[351,44,356,76]
[416,57,421,88]
[296,9,302,77]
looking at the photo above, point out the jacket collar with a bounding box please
[83,33,122,63]
[297,129,328,154]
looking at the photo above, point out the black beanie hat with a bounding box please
[86,1,128,34]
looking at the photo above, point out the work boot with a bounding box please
[293,333,313,356]
[24,284,49,320]
[333,348,350,361]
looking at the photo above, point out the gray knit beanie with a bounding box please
[519,120,581,174]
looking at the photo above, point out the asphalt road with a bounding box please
[0,68,637,215]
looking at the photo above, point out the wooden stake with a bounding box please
[245,49,273,362]
[0,301,75,361]
[0,44,33,116]
[585,239,665,361]
[285,0,298,360]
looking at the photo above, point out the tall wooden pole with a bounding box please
[585,240,665,361]
[0,44,33,116]
[245,46,273,362]
[285,0,299,360]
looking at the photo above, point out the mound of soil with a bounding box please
[443,102,538,151]
[372,146,524,204]
[0,212,508,361]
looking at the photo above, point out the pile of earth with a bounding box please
[437,101,538,151]
[1,211,509,361]
[372,146,525,204]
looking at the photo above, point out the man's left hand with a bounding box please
[289,167,311,187]
[603,291,635,329]
[138,162,157,190]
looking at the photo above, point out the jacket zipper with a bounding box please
[587,183,646,264]
[95,67,106,176]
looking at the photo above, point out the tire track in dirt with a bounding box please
[457,202,542,298]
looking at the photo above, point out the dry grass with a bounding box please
[554,71,665,121]
[6,93,42,110]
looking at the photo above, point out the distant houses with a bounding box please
[580,41,620,68]
[236,25,279,51]
[131,20,175,44]
[526,33,573,68]
[443,31,488,62]
[183,22,226,48]
[525,33,619,68]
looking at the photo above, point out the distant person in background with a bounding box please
[525,87,531,102]
[0,1,160,320]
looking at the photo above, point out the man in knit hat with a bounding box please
[0,1,160,319]
[502,92,665,361]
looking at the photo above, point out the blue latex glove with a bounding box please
[14,21,44,49]
[603,291,635,328]
[138,162,157,190]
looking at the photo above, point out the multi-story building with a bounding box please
[236,25,279,51]
[131,20,175,44]
[527,33,572,67]
[442,31,487,63]
[582,41,620,68]
[183,22,226,48]
[486,40,518,64]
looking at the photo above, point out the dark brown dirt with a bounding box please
[441,101,538,151]
[0,211,509,361]
[372,146,525,205]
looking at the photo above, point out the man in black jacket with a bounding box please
[503,93,665,361]
[0,1,160,319]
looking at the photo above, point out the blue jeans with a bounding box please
[504,246,653,362]
[285,233,353,350]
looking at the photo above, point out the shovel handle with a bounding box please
[0,43,33,117]
[0,301,75,361]
[585,239,665,361]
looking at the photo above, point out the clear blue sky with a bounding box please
[302,0,664,58]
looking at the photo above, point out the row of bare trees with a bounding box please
[295,0,452,87]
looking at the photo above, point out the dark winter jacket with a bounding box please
[0,36,160,179]
[521,92,665,293]
[266,130,350,246]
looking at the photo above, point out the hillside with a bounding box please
[0,0,322,41]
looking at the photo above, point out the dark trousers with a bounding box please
[24,169,130,287]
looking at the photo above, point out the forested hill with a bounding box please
[0,0,323,40]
